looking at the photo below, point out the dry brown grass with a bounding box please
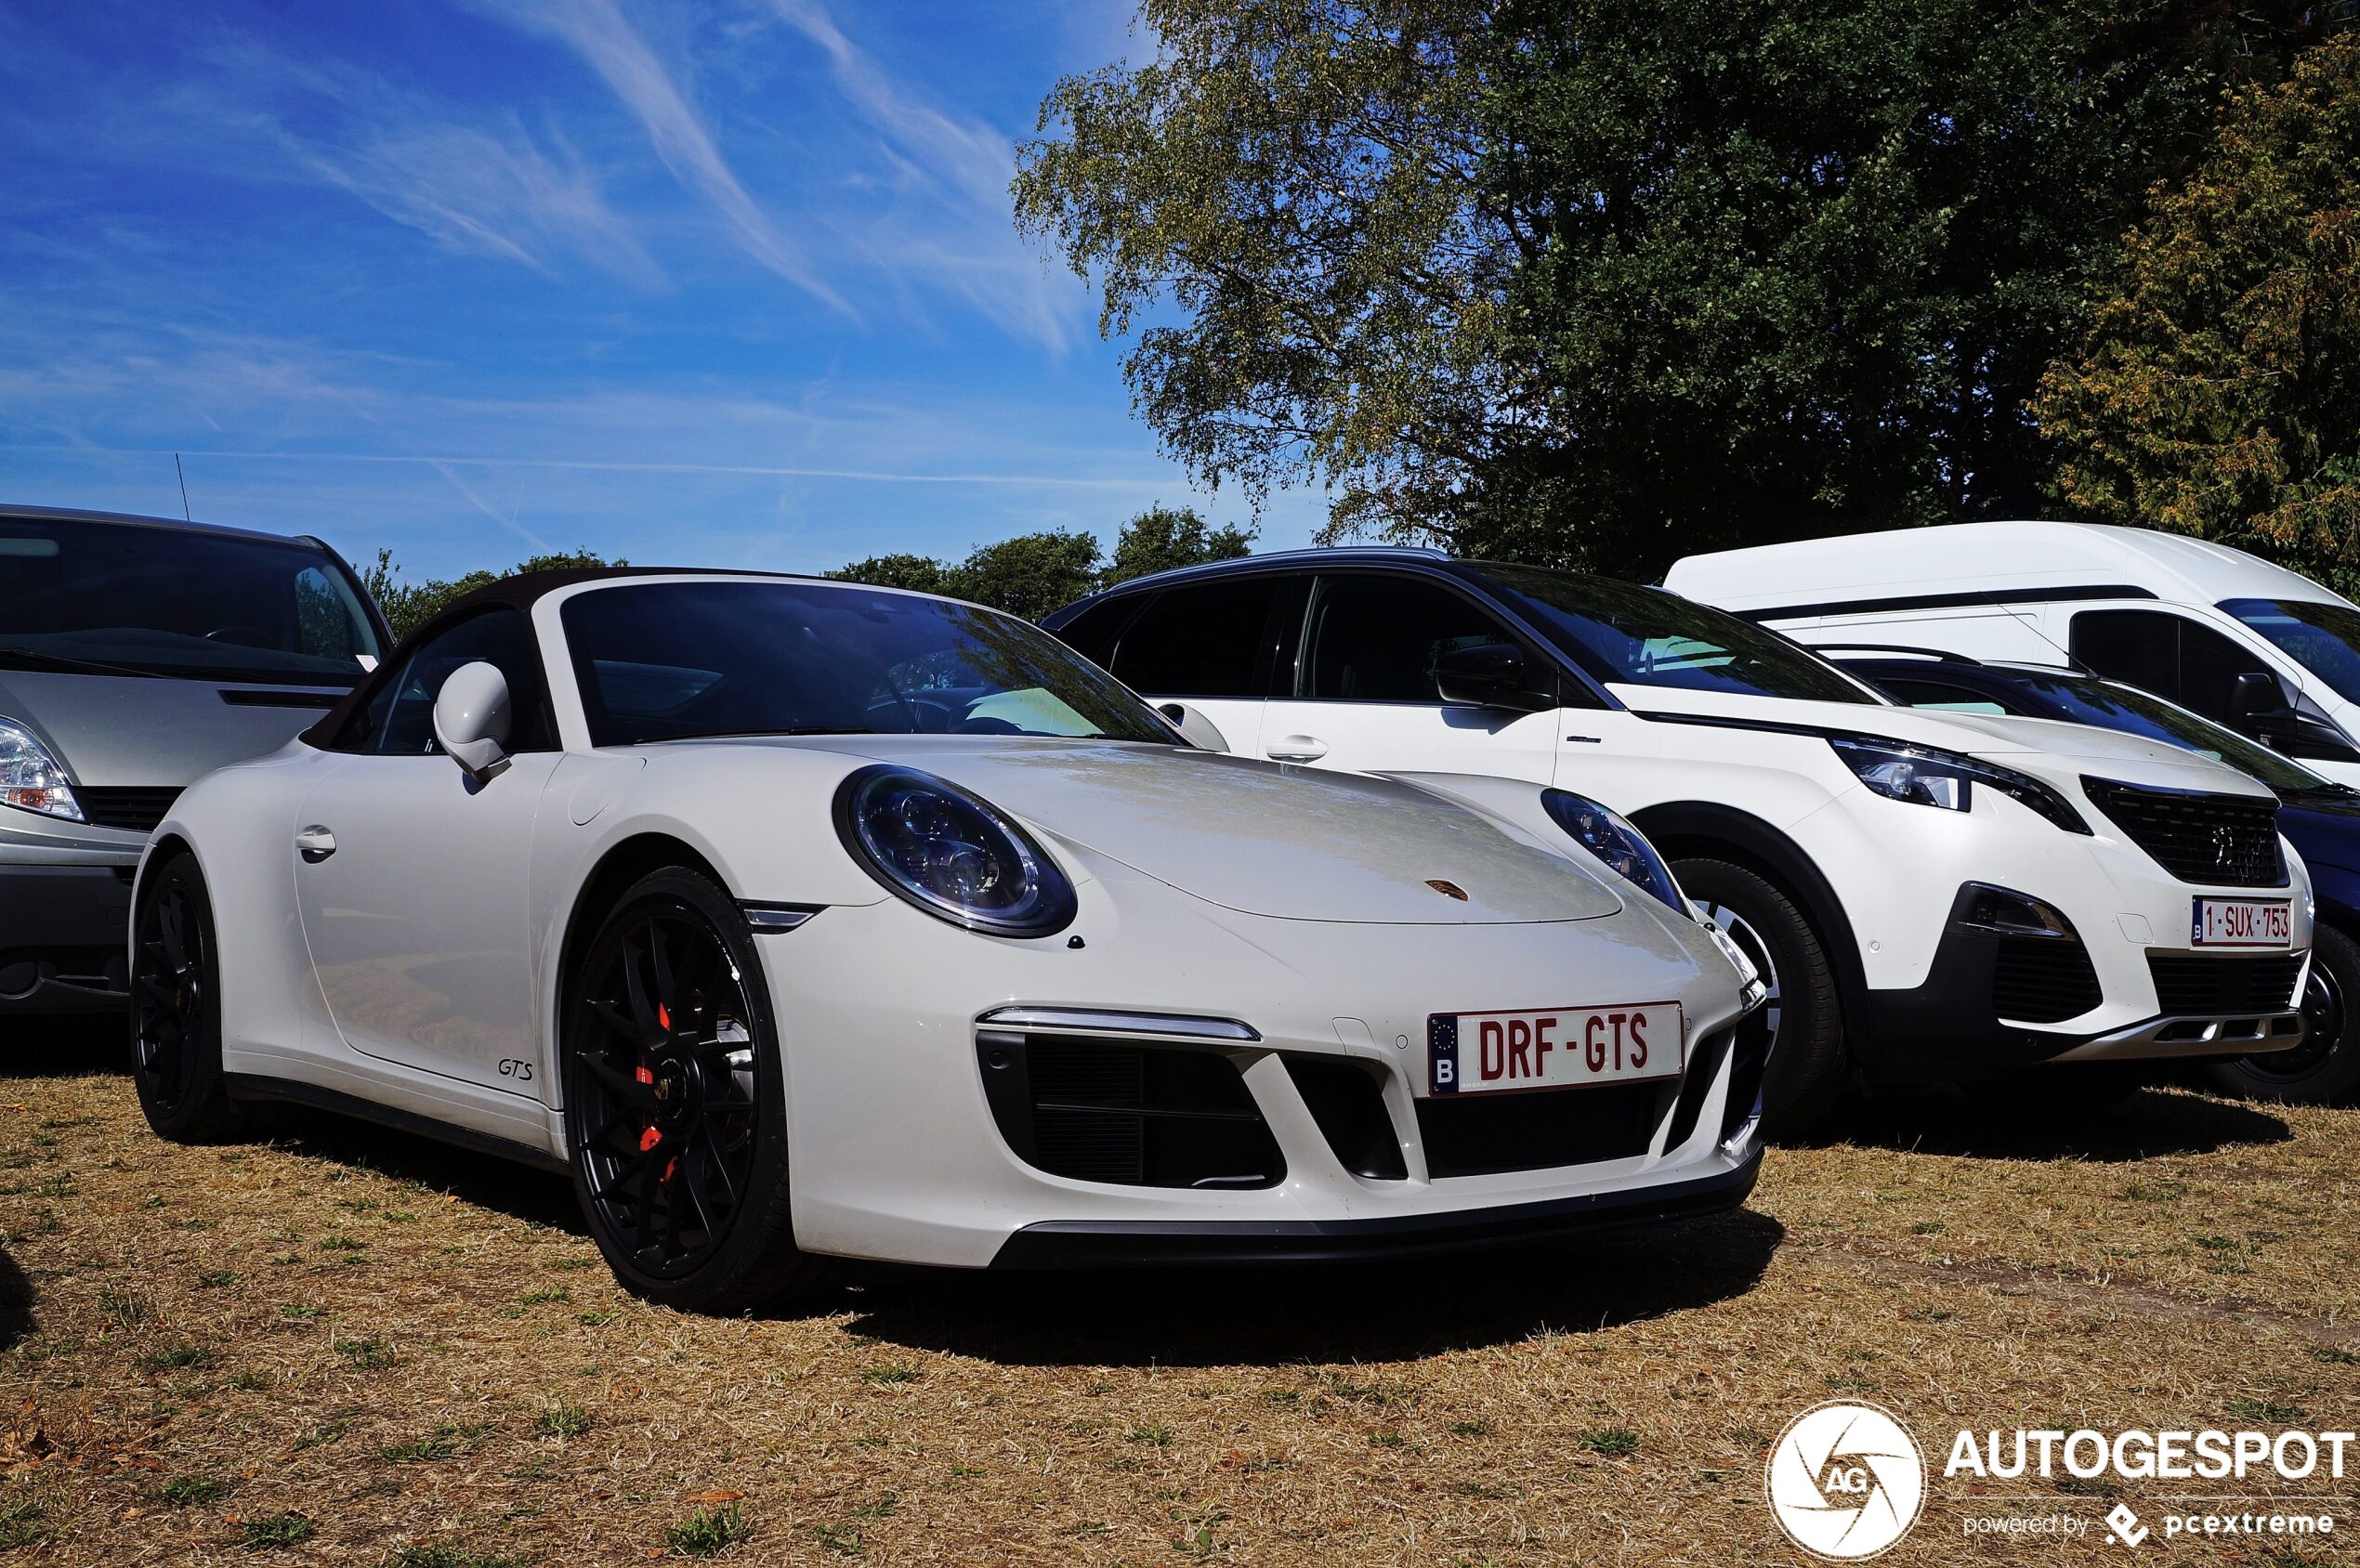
[1,1029,2354,1565]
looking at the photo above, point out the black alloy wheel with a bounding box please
[130,852,252,1142]
[563,868,817,1311]
[2207,920,2360,1105]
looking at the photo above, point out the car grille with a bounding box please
[1282,1057,1407,1179]
[76,786,182,832]
[1992,936,2103,1024]
[1414,1080,1662,1178]
[975,1032,1282,1189]
[2080,777,2286,886]
[2146,952,2306,1015]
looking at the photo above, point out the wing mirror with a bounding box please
[1156,701,1232,751]
[2229,670,2288,724]
[1436,641,1554,712]
[432,661,513,780]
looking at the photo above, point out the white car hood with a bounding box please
[1610,685,2279,797]
[791,735,1626,924]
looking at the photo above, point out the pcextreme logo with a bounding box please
[1765,1400,1929,1560]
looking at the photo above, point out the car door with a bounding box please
[1256,570,1566,782]
[1091,573,1305,754]
[293,606,563,1095]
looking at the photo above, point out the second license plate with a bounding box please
[1428,1003,1684,1095]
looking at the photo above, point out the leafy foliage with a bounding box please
[828,506,1253,619]
[2035,30,2360,595]
[362,550,625,643]
[1017,0,2330,578]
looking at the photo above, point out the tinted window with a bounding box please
[1050,595,1142,668]
[1871,674,2018,715]
[1996,670,2328,792]
[338,608,554,755]
[2070,609,2277,723]
[2221,597,2360,703]
[1303,574,1517,702]
[1108,578,1284,698]
[0,516,381,686]
[561,581,1173,747]
[1472,564,1877,703]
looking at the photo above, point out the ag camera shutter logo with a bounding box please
[1765,1400,1927,1560]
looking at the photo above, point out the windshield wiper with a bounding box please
[0,646,161,679]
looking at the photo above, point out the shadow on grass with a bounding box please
[832,1207,1784,1366]
[1825,1083,2289,1163]
[16,1013,130,1077]
[263,1110,587,1235]
[0,1248,33,1352]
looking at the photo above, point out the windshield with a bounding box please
[1999,669,2333,793]
[562,579,1178,747]
[0,516,381,686]
[1472,564,1878,703]
[2220,597,2360,703]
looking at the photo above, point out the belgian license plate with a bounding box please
[2191,897,2292,948]
[1427,1003,1684,1096]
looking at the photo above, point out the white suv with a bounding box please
[1047,550,2317,1133]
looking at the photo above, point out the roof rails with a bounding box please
[1815,644,1986,665]
[1103,542,1451,595]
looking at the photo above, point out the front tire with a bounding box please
[130,851,256,1143]
[562,868,820,1313]
[1676,857,1847,1140]
[2205,921,2360,1106]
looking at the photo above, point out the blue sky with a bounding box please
[0,1,1319,583]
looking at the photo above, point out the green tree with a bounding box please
[364,549,623,642]
[945,529,1104,621]
[2034,30,2360,595]
[1105,504,1257,584]
[1016,1,2327,579]
[825,553,950,595]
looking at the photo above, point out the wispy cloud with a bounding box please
[766,0,1076,351]
[469,0,847,311]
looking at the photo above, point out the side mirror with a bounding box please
[432,661,513,779]
[1157,701,1232,752]
[2230,671,2286,723]
[1436,642,1553,712]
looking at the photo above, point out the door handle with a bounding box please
[1266,735,1328,763]
[295,825,337,862]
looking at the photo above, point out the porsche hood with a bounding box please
[795,737,1627,925]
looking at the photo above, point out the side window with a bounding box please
[2071,610,2275,724]
[1051,595,1144,669]
[2070,611,2183,702]
[334,608,555,755]
[1107,577,1289,699]
[1304,574,1520,703]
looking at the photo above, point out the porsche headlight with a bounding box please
[1541,789,1685,913]
[1828,736,2091,834]
[0,717,82,822]
[833,764,1077,937]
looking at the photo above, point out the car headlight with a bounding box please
[833,764,1077,937]
[1828,737,2091,834]
[1541,789,1685,913]
[0,717,82,822]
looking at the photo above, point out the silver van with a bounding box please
[0,504,387,1015]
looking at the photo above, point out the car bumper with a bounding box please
[751,869,1763,1270]
[0,861,137,1013]
[1860,881,2312,1080]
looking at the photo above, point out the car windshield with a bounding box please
[0,516,381,686]
[561,579,1178,747]
[2220,597,2360,703]
[1471,564,1879,703]
[1997,668,2335,794]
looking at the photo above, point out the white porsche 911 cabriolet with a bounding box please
[131,569,1764,1310]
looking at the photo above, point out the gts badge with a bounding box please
[496,1058,535,1082]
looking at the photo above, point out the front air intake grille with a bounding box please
[1992,937,2103,1024]
[1414,1080,1661,1178]
[76,787,182,832]
[2080,778,2286,886]
[976,1032,1282,1189]
[2146,952,2306,1015]
[1282,1057,1407,1180]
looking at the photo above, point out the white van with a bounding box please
[1665,521,2360,787]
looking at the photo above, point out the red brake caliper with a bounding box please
[644,1003,676,1181]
